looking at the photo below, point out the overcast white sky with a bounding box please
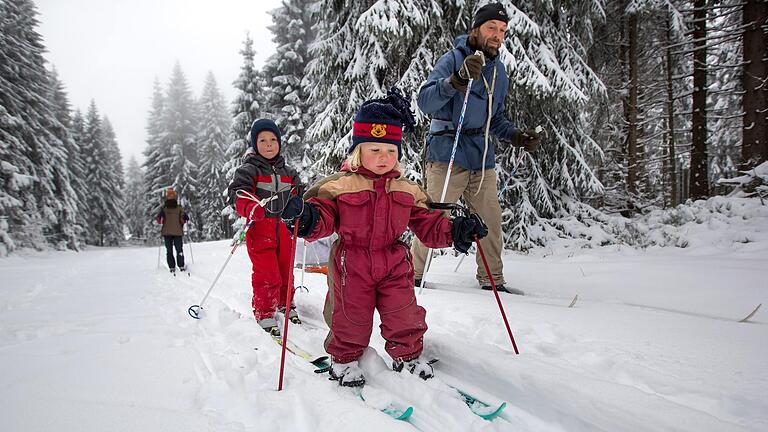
[35,0,282,166]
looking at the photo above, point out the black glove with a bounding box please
[513,128,541,152]
[451,213,489,254]
[282,196,318,238]
[449,54,484,92]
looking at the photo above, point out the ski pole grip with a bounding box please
[474,50,485,66]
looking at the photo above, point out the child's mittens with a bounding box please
[451,214,489,254]
[282,196,319,237]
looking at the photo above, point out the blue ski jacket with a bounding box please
[417,35,520,170]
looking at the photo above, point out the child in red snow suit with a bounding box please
[281,89,488,386]
[227,119,304,336]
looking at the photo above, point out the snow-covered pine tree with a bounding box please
[305,1,608,250]
[196,72,231,240]
[82,101,125,246]
[707,0,743,194]
[162,62,200,237]
[142,78,170,239]
[48,68,82,250]
[123,157,146,241]
[489,0,606,249]
[224,35,263,226]
[101,117,126,242]
[262,0,316,169]
[305,0,459,181]
[70,109,90,244]
[102,117,125,191]
[0,0,76,254]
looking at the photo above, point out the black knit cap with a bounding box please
[472,3,510,29]
[249,118,282,149]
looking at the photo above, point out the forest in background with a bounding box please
[1,0,766,256]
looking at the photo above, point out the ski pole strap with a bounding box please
[428,202,467,215]
[427,202,468,218]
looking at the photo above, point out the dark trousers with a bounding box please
[164,235,185,269]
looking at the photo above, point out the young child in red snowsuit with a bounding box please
[228,119,304,336]
[281,89,488,386]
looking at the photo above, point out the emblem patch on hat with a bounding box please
[370,123,387,138]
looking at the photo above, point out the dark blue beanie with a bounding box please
[250,118,282,149]
[349,87,415,160]
[472,3,509,29]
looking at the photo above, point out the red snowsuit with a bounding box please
[304,164,454,363]
[228,148,303,320]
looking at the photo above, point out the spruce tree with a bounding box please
[0,0,74,253]
[82,101,125,246]
[69,109,90,244]
[305,0,454,180]
[263,0,316,167]
[142,78,170,239]
[123,157,146,240]
[48,68,81,250]
[305,1,606,250]
[197,72,231,240]
[162,62,199,237]
[224,35,263,226]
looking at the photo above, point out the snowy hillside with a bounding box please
[1,197,767,431]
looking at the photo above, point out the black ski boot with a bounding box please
[481,283,524,295]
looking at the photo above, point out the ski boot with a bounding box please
[257,317,280,337]
[328,360,366,387]
[393,357,434,380]
[279,306,302,325]
[481,283,524,295]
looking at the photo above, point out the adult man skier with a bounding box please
[411,2,541,294]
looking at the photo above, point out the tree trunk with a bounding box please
[741,0,768,168]
[690,0,710,199]
[665,15,678,207]
[626,12,640,196]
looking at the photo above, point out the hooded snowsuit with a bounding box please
[228,148,303,320]
[303,164,454,363]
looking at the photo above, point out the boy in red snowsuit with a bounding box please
[281,89,488,386]
[228,119,304,336]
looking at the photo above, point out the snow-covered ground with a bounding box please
[1,197,767,431]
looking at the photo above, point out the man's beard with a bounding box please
[468,32,500,58]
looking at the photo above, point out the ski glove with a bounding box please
[449,54,484,92]
[452,213,489,254]
[513,128,541,152]
[282,196,319,238]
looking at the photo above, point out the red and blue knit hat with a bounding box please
[350,87,415,160]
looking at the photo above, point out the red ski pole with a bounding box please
[278,221,301,391]
[475,237,520,354]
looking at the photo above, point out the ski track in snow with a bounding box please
[1,231,766,431]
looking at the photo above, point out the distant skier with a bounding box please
[281,89,489,387]
[228,119,305,336]
[156,187,189,273]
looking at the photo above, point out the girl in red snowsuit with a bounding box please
[282,89,488,386]
[228,119,303,336]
